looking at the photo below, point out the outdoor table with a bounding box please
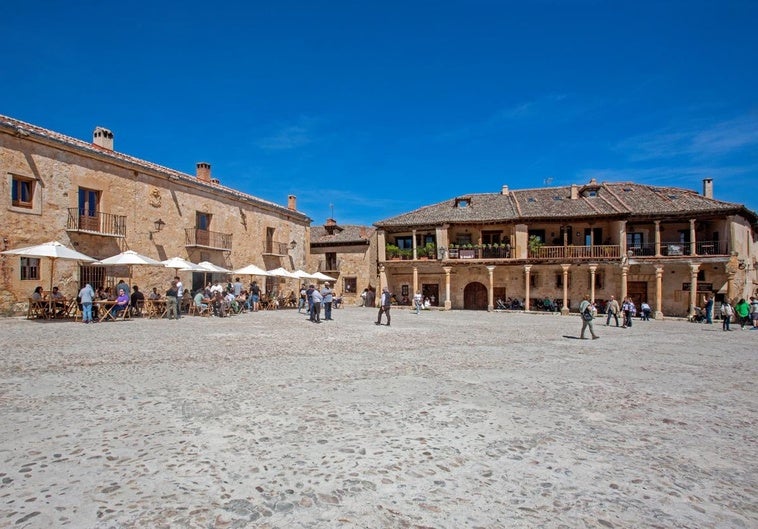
[94,300,122,322]
[146,299,168,319]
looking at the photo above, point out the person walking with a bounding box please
[321,282,334,320]
[310,287,322,323]
[165,280,178,320]
[298,285,307,313]
[605,295,620,326]
[621,297,634,328]
[579,294,599,340]
[413,290,423,314]
[174,276,183,319]
[703,294,714,324]
[376,286,392,326]
[721,299,734,331]
[78,282,95,323]
[734,298,750,329]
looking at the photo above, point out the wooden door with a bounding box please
[464,282,488,310]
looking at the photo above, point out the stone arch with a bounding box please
[463,281,488,310]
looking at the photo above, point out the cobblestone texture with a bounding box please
[0,308,755,528]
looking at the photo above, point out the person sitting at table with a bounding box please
[181,288,192,314]
[50,286,67,316]
[193,290,209,314]
[110,288,129,318]
[131,285,145,315]
[236,291,248,312]
[211,290,225,317]
[116,279,130,299]
[32,286,44,301]
[148,287,161,300]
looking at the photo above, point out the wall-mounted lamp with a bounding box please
[289,240,297,250]
[149,218,166,240]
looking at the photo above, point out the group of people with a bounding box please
[299,282,336,323]
[711,296,758,331]
[603,296,651,327]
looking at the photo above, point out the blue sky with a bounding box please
[2,1,757,226]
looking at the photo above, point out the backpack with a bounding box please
[582,306,593,321]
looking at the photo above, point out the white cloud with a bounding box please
[256,116,323,151]
[617,114,758,161]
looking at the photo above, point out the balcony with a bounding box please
[627,240,726,257]
[185,228,232,251]
[262,240,291,256]
[66,208,126,237]
[319,260,341,272]
[528,245,621,260]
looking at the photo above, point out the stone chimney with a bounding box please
[570,184,579,200]
[287,195,297,211]
[196,162,211,183]
[703,178,713,199]
[93,127,114,150]
[501,185,509,195]
[325,218,338,235]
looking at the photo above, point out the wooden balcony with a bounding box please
[66,208,126,237]
[185,228,232,251]
[262,240,291,256]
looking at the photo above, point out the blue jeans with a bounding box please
[82,302,92,322]
[324,301,332,320]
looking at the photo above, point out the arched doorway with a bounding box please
[464,282,488,310]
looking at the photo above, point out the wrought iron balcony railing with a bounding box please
[185,228,233,251]
[66,208,126,237]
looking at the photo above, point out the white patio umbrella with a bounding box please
[311,271,337,281]
[233,264,271,276]
[196,261,231,286]
[1,240,96,292]
[162,256,199,273]
[96,250,165,285]
[266,267,298,278]
[292,269,319,280]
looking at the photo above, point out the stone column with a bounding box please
[689,263,700,318]
[486,265,495,312]
[654,221,661,257]
[654,265,664,320]
[412,228,418,260]
[524,265,532,311]
[412,265,418,298]
[379,264,387,293]
[689,219,696,256]
[620,265,629,302]
[561,264,570,315]
[589,264,598,303]
[443,266,452,310]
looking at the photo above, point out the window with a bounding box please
[482,231,501,245]
[589,270,604,289]
[20,257,40,280]
[197,212,212,230]
[325,252,337,270]
[555,271,571,289]
[12,176,35,208]
[78,187,99,216]
[528,229,546,243]
[530,272,539,288]
[454,197,471,208]
[627,232,643,248]
[395,236,413,250]
[343,277,357,293]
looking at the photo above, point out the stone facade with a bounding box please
[374,180,758,318]
[309,219,376,306]
[0,115,311,314]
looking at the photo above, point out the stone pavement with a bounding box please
[0,308,755,529]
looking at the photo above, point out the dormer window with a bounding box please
[582,189,598,198]
[454,197,471,208]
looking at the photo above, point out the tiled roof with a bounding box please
[0,114,311,223]
[311,224,375,245]
[375,181,756,227]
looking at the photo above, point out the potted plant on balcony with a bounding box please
[528,235,544,257]
[399,248,413,260]
[422,242,436,259]
[386,243,400,260]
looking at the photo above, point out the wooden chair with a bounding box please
[27,298,48,319]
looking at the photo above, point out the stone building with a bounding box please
[374,180,758,317]
[0,114,311,314]
[309,218,376,306]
